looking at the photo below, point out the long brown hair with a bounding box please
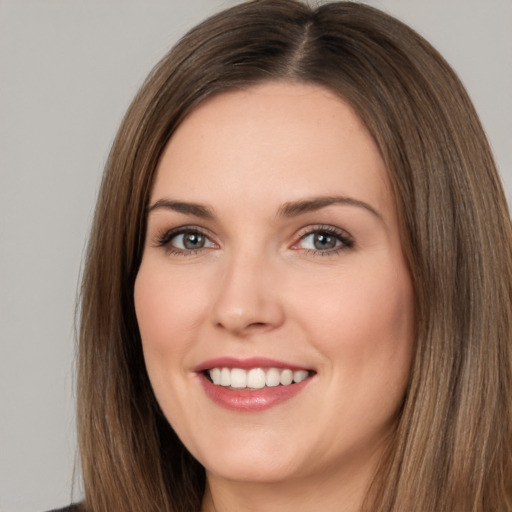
[77,1,512,510]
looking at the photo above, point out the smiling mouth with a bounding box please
[205,367,314,390]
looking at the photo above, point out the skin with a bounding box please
[134,82,414,512]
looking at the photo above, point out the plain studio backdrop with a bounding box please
[0,1,510,511]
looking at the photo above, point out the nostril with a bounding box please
[247,322,269,330]
[215,320,272,335]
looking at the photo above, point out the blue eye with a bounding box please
[158,228,215,253]
[173,231,209,250]
[301,231,339,250]
[297,227,354,253]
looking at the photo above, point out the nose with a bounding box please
[211,249,285,336]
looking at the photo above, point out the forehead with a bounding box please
[152,82,394,221]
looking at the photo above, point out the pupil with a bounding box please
[314,232,336,250]
[184,232,204,249]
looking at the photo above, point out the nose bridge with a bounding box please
[211,242,284,335]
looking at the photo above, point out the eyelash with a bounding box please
[154,224,354,256]
[154,226,216,256]
[295,225,354,255]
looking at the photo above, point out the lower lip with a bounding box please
[199,373,312,412]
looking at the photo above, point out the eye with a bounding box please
[172,231,210,250]
[157,227,216,254]
[294,226,354,254]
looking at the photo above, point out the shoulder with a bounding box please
[44,504,83,512]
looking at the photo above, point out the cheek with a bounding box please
[133,263,210,422]
[294,259,414,382]
[134,264,208,355]
[133,263,214,429]
[315,263,414,439]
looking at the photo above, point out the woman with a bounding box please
[68,0,512,511]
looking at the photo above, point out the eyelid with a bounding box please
[292,224,355,253]
[152,225,218,254]
[151,223,354,256]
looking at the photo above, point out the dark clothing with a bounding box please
[45,505,82,512]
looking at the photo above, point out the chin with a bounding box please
[185,428,305,484]
[203,455,299,484]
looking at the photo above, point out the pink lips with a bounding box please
[195,357,314,412]
[194,357,310,373]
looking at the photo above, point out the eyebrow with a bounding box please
[277,196,383,221]
[148,195,383,223]
[148,199,214,219]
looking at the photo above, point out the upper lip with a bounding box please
[194,357,312,373]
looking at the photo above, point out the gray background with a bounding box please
[1,1,510,511]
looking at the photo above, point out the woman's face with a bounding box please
[135,82,414,491]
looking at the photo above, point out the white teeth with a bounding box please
[208,367,311,389]
[280,369,293,386]
[230,368,247,388]
[293,370,309,383]
[211,367,221,385]
[265,368,281,387]
[220,367,230,386]
[247,368,266,389]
